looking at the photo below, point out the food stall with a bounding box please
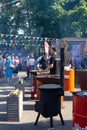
[35,74,69,108]
[30,70,49,93]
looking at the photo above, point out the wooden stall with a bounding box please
[30,70,49,93]
[35,75,69,108]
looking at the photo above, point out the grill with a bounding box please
[34,46,65,128]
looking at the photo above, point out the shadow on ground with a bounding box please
[0,120,72,130]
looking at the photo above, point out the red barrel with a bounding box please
[73,91,87,129]
[64,69,75,91]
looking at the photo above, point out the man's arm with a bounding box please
[45,63,53,71]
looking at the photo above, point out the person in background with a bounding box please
[36,53,49,70]
[29,53,35,71]
[24,55,30,80]
[15,56,20,66]
[67,55,75,69]
[81,53,87,69]
[13,56,20,77]
[28,53,35,78]
[74,55,83,69]
[0,56,4,81]
[4,56,14,83]
[3,56,7,75]
[45,47,60,75]
[11,55,15,65]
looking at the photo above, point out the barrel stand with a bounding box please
[34,112,64,127]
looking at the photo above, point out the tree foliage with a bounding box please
[0,0,87,38]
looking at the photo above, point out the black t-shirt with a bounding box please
[39,56,49,70]
[50,54,60,74]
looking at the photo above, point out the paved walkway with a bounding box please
[0,71,80,130]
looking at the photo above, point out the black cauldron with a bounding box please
[34,84,64,127]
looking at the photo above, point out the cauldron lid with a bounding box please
[39,84,61,90]
[73,91,87,97]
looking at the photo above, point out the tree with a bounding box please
[0,0,33,35]
[1,0,87,38]
[26,0,65,38]
[59,6,87,38]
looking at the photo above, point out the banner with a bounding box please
[44,40,49,54]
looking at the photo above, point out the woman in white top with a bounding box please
[29,53,35,70]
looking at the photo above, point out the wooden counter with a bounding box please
[30,70,49,93]
[35,75,69,99]
[35,75,69,108]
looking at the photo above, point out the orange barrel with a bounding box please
[64,69,75,91]
[72,91,87,129]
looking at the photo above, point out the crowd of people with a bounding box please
[0,55,20,83]
[24,48,87,79]
[1,46,87,83]
[68,53,87,70]
[0,47,61,83]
